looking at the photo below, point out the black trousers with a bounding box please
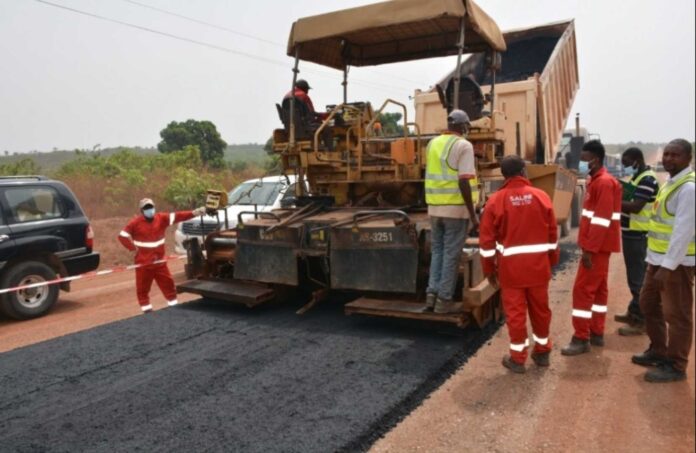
[622,233,648,320]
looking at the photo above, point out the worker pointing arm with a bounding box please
[117,198,205,313]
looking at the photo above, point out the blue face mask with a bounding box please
[623,164,637,177]
[578,160,590,176]
[143,208,155,219]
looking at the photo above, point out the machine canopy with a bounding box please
[287,0,507,70]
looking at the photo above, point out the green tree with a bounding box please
[0,158,41,176]
[163,168,221,209]
[158,119,227,168]
[377,112,404,135]
[264,137,274,155]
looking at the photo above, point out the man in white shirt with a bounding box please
[424,109,479,314]
[632,139,695,383]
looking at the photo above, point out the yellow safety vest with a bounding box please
[647,171,695,256]
[425,134,479,206]
[627,169,658,232]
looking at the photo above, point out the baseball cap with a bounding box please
[139,198,155,209]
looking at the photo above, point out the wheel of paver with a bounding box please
[0,261,59,320]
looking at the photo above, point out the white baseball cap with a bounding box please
[139,198,155,209]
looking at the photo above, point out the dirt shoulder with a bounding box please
[371,249,695,452]
[0,260,198,353]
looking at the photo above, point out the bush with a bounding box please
[53,146,263,219]
[0,158,41,176]
[164,168,222,209]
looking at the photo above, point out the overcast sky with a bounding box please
[0,0,694,153]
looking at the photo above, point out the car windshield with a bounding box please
[227,181,283,206]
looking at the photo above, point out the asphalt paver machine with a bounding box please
[179,0,512,327]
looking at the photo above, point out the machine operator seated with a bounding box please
[281,79,333,150]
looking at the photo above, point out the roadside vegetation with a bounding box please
[0,128,677,267]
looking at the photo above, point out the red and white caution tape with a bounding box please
[0,255,187,295]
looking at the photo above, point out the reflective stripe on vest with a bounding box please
[480,242,558,258]
[582,209,621,228]
[425,135,479,205]
[628,170,658,232]
[133,238,166,248]
[647,171,696,256]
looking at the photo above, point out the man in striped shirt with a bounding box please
[616,147,659,335]
[118,198,205,313]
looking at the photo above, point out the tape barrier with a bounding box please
[0,255,187,295]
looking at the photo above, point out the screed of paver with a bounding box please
[371,252,695,453]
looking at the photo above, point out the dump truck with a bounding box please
[414,20,583,235]
[178,0,579,328]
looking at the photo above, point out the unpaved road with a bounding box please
[0,260,198,353]
[372,238,695,453]
[0,238,694,452]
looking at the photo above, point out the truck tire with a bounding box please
[571,186,584,228]
[0,261,60,320]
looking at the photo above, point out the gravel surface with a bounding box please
[0,295,498,452]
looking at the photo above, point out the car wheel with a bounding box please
[0,261,59,320]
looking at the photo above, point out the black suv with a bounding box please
[0,176,99,319]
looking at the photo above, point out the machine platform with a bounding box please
[344,298,469,327]
[177,278,275,307]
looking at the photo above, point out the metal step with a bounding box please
[176,278,275,307]
[344,298,469,327]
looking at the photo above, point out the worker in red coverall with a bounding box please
[284,79,328,121]
[118,198,206,313]
[562,140,622,355]
[479,156,559,374]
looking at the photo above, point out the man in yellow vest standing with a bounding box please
[632,139,695,383]
[424,109,479,314]
[615,147,660,335]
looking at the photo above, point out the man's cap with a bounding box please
[447,109,471,125]
[139,198,155,209]
[295,79,311,91]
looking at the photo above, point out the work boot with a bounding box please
[531,352,550,367]
[618,323,645,336]
[561,336,590,356]
[423,293,436,312]
[434,298,463,314]
[644,363,686,383]
[590,333,605,347]
[502,355,526,374]
[614,310,633,324]
[631,348,667,367]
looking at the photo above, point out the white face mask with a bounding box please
[143,207,155,219]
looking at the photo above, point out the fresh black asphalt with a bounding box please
[0,243,578,453]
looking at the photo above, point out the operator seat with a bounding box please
[280,96,314,140]
[279,97,333,150]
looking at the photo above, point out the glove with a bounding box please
[192,206,206,216]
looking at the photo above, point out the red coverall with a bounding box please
[284,88,329,120]
[572,167,622,339]
[118,211,195,311]
[479,176,559,364]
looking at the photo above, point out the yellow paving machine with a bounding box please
[178,0,579,328]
